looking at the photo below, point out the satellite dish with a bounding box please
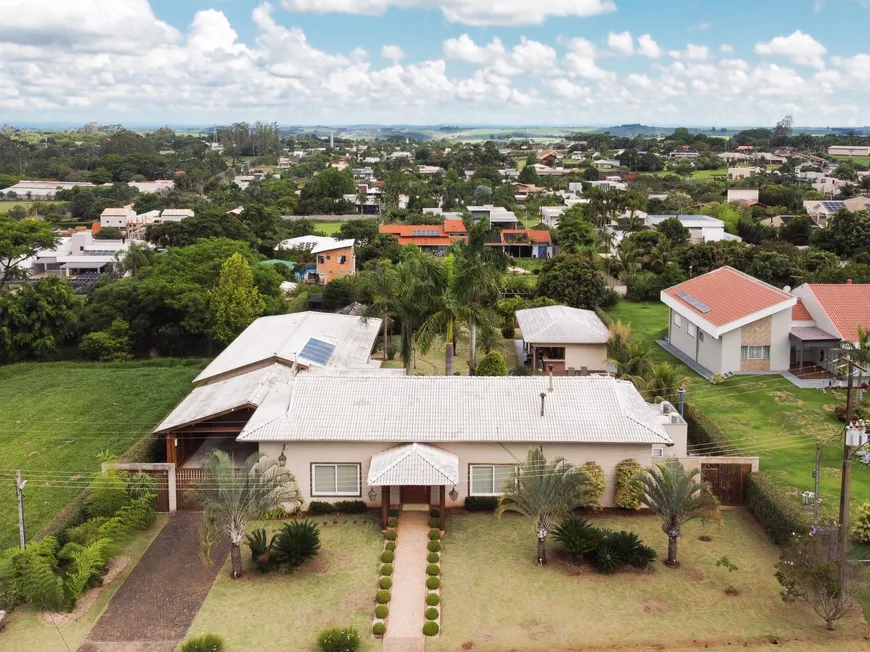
[783,285,792,293]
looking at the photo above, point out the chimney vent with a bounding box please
[539,392,547,417]
[547,365,554,392]
[847,279,853,285]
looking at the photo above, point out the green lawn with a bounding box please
[187,516,383,651]
[832,155,870,166]
[2,515,167,652]
[430,511,869,652]
[311,221,344,235]
[607,300,870,519]
[0,200,64,211]
[0,359,206,547]
[381,336,518,375]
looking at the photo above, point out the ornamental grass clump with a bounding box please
[316,625,361,652]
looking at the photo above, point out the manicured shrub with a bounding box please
[180,633,225,652]
[333,500,367,514]
[631,544,658,570]
[553,516,602,557]
[426,592,440,606]
[607,530,643,563]
[684,403,739,456]
[270,520,321,572]
[475,351,508,376]
[425,607,439,620]
[376,589,391,604]
[387,517,398,528]
[307,501,335,516]
[464,496,498,512]
[588,541,620,574]
[378,577,392,590]
[375,604,389,619]
[426,576,440,590]
[428,529,440,540]
[316,625,361,652]
[614,459,644,510]
[372,622,386,637]
[426,563,440,576]
[380,563,394,576]
[388,508,399,517]
[381,550,394,563]
[385,530,397,541]
[746,472,810,545]
[384,541,396,552]
[427,552,440,563]
[427,540,441,552]
[854,502,870,544]
[422,621,439,636]
[428,518,441,529]
[430,508,440,517]
[579,461,606,509]
[245,528,272,573]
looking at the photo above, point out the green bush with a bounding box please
[631,544,658,570]
[430,508,440,517]
[464,496,498,512]
[854,502,870,544]
[333,500,367,514]
[180,633,225,652]
[614,459,644,510]
[426,563,440,576]
[372,622,386,637]
[380,563,394,576]
[588,541,620,574]
[553,516,601,557]
[426,576,440,590]
[425,607,439,620]
[385,530,397,541]
[246,528,272,572]
[427,552,440,563]
[388,508,399,517]
[384,541,396,552]
[316,625,361,652]
[387,517,398,528]
[427,540,441,552]
[428,517,441,529]
[381,550,394,563]
[475,351,508,376]
[684,403,739,456]
[426,592,440,606]
[579,461,606,509]
[375,604,389,619]
[376,589,391,604]
[85,471,130,518]
[1,537,67,611]
[270,520,321,572]
[428,529,441,541]
[308,501,335,516]
[422,621,439,636]
[746,472,810,545]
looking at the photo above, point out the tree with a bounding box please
[773,115,794,141]
[518,161,539,184]
[210,252,266,345]
[0,277,80,362]
[475,351,508,376]
[496,447,592,566]
[194,451,302,579]
[94,227,123,240]
[780,215,812,246]
[537,255,609,309]
[637,458,719,567]
[113,241,155,276]
[840,324,870,400]
[812,210,870,258]
[297,168,356,214]
[415,255,466,376]
[636,362,691,404]
[654,218,689,246]
[338,219,380,246]
[360,264,400,359]
[554,205,596,254]
[0,217,60,291]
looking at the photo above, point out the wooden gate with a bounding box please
[701,463,752,506]
[137,469,170,512]
[176,468,208,510]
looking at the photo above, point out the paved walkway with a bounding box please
[382,510,428,652]
[78,512,229,652]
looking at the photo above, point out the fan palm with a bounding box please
[839,325,870,401]
[496,447,593,566]
[636,458,719,567]
[637,362,691,404]
[113,241,155,276]
[193,450,302,579]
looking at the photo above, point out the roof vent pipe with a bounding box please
[548,365,554,392]
[847,279,853,285]
[539,392,547,417]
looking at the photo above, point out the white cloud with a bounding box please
[544,78,590,99]
[669,44,709,61]
[720,44,734,54]
[381,44,406,60]
[689,21,710,31]
[443,34,504,64]
[626,73,653,88]
[607,31,634,55]
[755,30,827,68]
[280,0,616,26]
[637,34,663,59]
[563,38,613,80]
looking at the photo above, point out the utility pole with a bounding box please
[837,360,858,568]
[813,443,821,525]
[16,470,27,550]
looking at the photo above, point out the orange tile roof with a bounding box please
[443,219,467,233]
[792,299,813,321]
[806,283,870,341]
[395,236,455,246]
[663,266,793,327]
[498,229,553,244]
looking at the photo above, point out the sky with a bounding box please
[1,0,869,127]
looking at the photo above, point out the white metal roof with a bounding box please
[367,443,459,486]
[279,235,338,251]
[193,312,382,385]
[237,375,671,445]
[515,305,609,344]
[154,364,293,433]
[311,238,355,254]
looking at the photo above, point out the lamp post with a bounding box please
[16,470,27,550]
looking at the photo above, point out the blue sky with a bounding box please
[1,0,869,126]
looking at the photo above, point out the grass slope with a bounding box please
[0,359,205,547]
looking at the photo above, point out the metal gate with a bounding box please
[701,463,752,506]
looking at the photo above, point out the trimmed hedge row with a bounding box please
[746,473,810,545]
[464,496,498,512]
[684,403,739,456]
[307,500,368,515]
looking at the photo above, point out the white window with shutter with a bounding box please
[469,465,516,496]
[312,463,361,496]
[687,322,697,338]
[673,313,682,328]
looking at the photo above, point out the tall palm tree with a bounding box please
[360,264,400,359]
[113,241,155,276]
[496,447,592,566]
[840,325,870,400]
[415,255,466,376]
[611,339,655,380]
[636,458,719,567]
[647,238,673,274]
[637,362,691,404]
[193,450,302,579]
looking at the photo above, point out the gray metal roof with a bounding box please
[367,443,459,486]
[515,305,609,344]
[194,312,382,385]
[154,364,293,433]
[790,326,841,342]
[237,375,671,445]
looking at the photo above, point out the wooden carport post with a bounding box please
[439,485,446,532]
[381,486,389,530]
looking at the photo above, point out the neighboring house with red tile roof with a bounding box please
[487,229,554,258]
[661,266,795,375]
[378,223,551,257]
[791,282,870,343]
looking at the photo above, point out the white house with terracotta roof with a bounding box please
[661,267,795,375]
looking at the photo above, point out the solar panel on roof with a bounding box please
[299,338,336,366]
[676,290,712,314]
[821,201,846,211]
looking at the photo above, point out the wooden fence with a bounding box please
[701,463,752,506]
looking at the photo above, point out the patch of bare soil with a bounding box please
[769,391,805,406]
[340,587,370,612]
[42,555,130,625]
[641,596,667,614]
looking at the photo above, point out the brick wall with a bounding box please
[740,316,771,371]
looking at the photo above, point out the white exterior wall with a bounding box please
[699,225,726,242]
[768,307,793,370]
[100,215,127,228]
[563,343,608,372]
[727,188,760,203]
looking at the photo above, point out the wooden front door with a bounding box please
[400,485,430,504]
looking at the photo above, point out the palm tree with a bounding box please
[415,255,466,376]
[606,320,632,365]
[360,264,400,359]
[193,450,302,579]
[636,458,719,567]
[496,447,593,566]
[647,238,673,274]
[637,362,691,404]
[612,340,655,380]
[113,241,155,276]
[612,240,640,279]
[840,325,870,400]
